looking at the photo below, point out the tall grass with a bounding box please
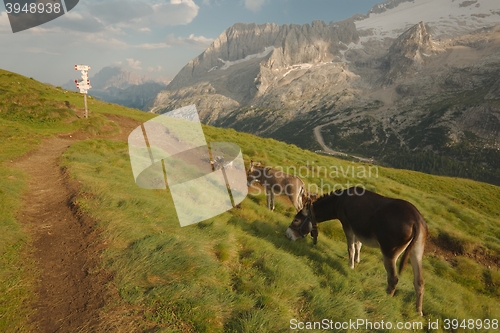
[0,167,36,332]
[60,134,500,332]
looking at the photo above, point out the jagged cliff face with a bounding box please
[149,0,500,184]
[150,20,360,120]
[378,22,443,85]
[168,20,359,89]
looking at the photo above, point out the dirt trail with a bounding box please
[12,114,142,332]
[14,136,109,332]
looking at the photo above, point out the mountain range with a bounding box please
[147,0,500,185]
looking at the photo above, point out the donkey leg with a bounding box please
[265,188,273,211]
[411,234,426,316]
[354,241,362,264]
[383,255,399,296]
[343,228,357,269]
[270,191,275,211]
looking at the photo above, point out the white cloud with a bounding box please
[0,0,201,55]
[126,58,142,70]
[65,12,84,20]
[24,47,61,56]
[245,0,266,12]
[147,65,163,72]
[150,0,199,26]
[165,33,214,48]
[1,0,200,35]
[200,0,224,6]
[136,42,169,49]
[86,0,199,28]
[0,0,206,85]
[88,1,153,25]
[25,9,107,34]
[186,34,214,44]
[84,35,129,50]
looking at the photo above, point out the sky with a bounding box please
[0,0,385,85]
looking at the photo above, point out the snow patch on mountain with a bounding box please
[338,41,365,62]
[218,46,274,70]
[282,63,314,77]
[356,0,500,39]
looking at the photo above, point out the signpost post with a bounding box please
[74,64,91,119]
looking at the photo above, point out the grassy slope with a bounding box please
[1,69,499,332]
[62,134,500,333]
[0,69,151,331]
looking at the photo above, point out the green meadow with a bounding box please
[1,69,499,332]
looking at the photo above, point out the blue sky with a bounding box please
[0,0,383,85]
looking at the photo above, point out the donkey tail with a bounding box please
[398,221,419,275]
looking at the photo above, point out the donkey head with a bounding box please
[246,160,263,186]
[286,197,317,243]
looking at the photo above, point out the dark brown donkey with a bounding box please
[285,187,428,316]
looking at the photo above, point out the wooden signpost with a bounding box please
[74,64,91,118]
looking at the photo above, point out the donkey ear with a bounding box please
[250,160,254,168]
[301,201,310,216]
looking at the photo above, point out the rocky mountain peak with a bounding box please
[389,21,436,60]
[166,20,359,92]
[381,21,440,85]
[209,22,281,62]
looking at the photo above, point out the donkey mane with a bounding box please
[316,191,338,201]
[308,187,363,204]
